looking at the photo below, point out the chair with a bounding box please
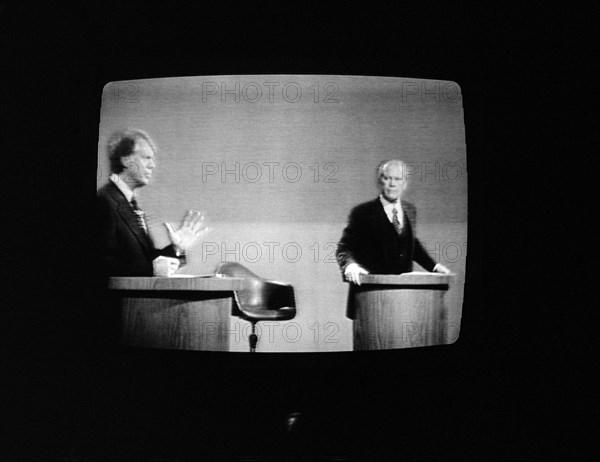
[215,262,297,352]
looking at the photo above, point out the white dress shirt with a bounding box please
[379,194,403,227]
[110,173,135,203]
[110,173,149,234]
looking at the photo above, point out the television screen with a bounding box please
[97,75,467,352]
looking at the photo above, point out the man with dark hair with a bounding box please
[97,129,208,277]
[336,159,450,318]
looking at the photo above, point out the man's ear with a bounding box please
[121,155,132,169]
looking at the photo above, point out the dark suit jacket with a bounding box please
[97,181,178,277]
[336,198,436,318]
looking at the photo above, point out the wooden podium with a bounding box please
[352,272,454,350]
[109,276,245,351]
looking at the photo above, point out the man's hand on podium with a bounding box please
[153,256,180,277]
[433,263,451,274]
[164,210,211,253]
[344,263,369,285]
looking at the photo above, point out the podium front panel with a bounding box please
[353,273,453,350]
[110,276,245,352]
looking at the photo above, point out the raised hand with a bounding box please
[164,210,211,252]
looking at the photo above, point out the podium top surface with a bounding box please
[359,272,454,286]
[108,275,246,291]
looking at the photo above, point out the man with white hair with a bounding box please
[336,159,450,318]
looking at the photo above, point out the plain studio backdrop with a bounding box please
[97,75,467,352]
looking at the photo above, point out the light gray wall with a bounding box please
[97,75,467,352]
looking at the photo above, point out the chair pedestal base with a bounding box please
[249,323,258,353]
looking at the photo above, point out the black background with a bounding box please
[1,2,596,461]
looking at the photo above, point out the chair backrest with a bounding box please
[215,262,296,315]
[215,261,260,280]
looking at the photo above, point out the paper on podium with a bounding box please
[169,273,221,278]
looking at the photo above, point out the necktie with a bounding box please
[392,207,403,235]
[130,198,149,234]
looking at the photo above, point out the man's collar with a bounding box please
[379,195,402,208]
[110,173,136,202]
